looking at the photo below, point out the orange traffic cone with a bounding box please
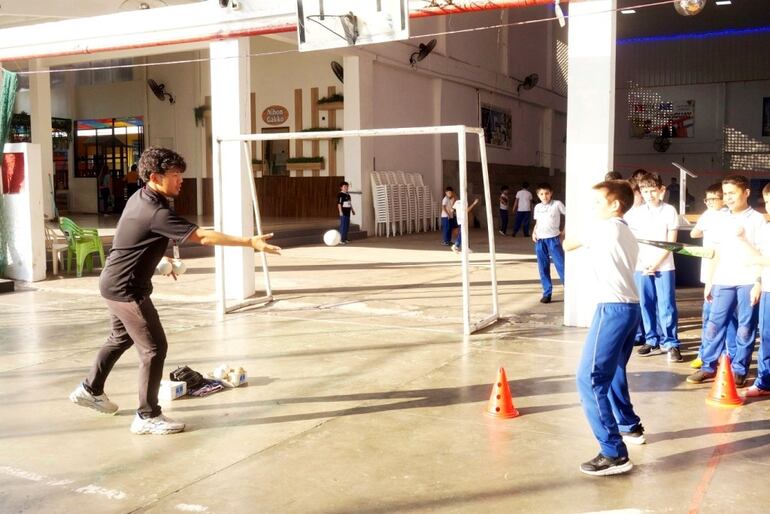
[486,367,520,418]
[705,354,744,408]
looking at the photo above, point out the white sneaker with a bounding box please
[69,384,118,415]
[130,413,185,435]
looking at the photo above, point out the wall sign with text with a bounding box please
[262,105,289,125]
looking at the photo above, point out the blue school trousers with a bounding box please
[634,270,680,350]
[577,303,642,459]
[441,217,456,244]
[339,214,350,242]
[535,236,565,297]
[512,211,530,236]
[756,292,770,391]
[700,300,738,360]
[700,284,758,376]
[499,209,509,234]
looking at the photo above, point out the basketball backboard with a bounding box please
[296,0,409,52]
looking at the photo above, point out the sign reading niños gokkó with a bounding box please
[262,105,288,125]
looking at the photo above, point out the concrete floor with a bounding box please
[1,231,769,514]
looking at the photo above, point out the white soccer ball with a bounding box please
[171,259,186,275]
[323,229,341,246]
[156,260,173,276]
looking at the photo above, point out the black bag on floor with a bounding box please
[169,365,205,390]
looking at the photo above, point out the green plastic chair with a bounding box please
[59,217,105,277]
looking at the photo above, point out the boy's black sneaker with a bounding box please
[540,295,552,304]
[637,344,661,356]
[734,373,747,388]
[667,347,683,363]
[620,424,646,445]
[579,453,633,476]
[686,370,716,384]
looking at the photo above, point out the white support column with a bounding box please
[342,54,374,234]
[30,59,54,219]
[564,0,617,327]
[210,38,255,302]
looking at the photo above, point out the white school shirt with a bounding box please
[693,208,729,283]
[758,224,770,293]
[711,207,766,286]
[453,199,467,226]
[533,200,566,239]
[441,196,454,219]
[515,189,533,212]
[581,218,640,304]
[499,192,509,210]
[625,202,679,272]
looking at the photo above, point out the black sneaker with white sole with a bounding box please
[620,424,646,445]
[667,347,683,362]
[579,453,633,476]
[637,344,662,356]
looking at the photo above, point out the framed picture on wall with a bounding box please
[763,97,770,137]
[481,104,512,149]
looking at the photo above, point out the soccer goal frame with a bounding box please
[215,125,499,335]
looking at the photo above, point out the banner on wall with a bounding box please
[629,99,695,139]
[481,104,512,149]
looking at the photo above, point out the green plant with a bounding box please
[193,105,210,127]
[286,156,324,164]
[317,93,344,105]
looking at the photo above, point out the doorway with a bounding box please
[262,127,289,176]
[74,116,144,214]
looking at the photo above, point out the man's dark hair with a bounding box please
[722,174,749,191]
[445,186,454,192]
[536,182,552,192]
[593,180,635,215]
[501,185,509,191]
[631,169,647,180]
[522,181,530,188]
[137,147,186,183]
[339,181,349,188]
[637,172,663,189]
[706,182,723,197]
[604,171,623,181]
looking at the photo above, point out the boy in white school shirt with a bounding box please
[689,183,734,369]
[687,175,766,387]
[743,183,770,398]
[563,179,644,476]
[532,183,566,304]
[625,172,682,362]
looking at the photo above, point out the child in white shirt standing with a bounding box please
[512,182,533,237]
[689,183,734,369]
[687,175,766,387]
[532,183,566,304]
[499,185,510,236]
[625,173,682,362]
[440,187,457,246]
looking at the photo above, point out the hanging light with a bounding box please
[673,0,708,16]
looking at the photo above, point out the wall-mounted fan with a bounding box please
[653,136,671,153]
[147,79,175,104]
[331,61,344,84]
[410,39,437,66]
[517,73,539,94]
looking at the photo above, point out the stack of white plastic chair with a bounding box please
[371,171,392,237]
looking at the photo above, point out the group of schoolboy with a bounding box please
[564,171,770,477]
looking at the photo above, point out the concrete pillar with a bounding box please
[564,0,617,327]
[29,60,54,219]
[210,38,255,301]
[342,54,374,234]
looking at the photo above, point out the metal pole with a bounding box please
[457,127,471,335]
[215,140,226,319]
[241,141,273,298]
[478,132,499,318]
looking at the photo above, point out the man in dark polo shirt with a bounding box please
[69,147,280,435]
